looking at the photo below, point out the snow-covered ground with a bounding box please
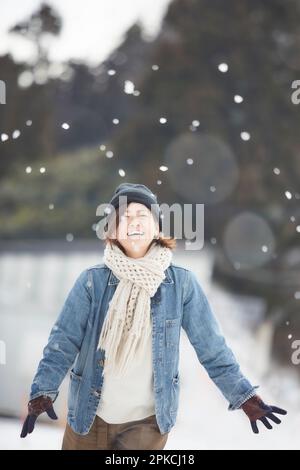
[1,246,299,449]
[0,418,65,450]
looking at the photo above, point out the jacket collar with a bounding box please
[108,265,174,285]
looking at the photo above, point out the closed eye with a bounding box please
[125,213,148,217]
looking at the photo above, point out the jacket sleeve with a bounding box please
[29,269,92,402]
[181,269,259,410]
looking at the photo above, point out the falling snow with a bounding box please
[234,95,243,103]
[124,80,135,94]
[240,131,251,141]
[12,130,21,139]
[285,191,292,200]
[218,62,228,72]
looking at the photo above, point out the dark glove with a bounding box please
[20,395,58,438]
[241,394,287,434]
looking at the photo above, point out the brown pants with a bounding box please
[61,414,169,450]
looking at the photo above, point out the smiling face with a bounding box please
[114,202,159,258]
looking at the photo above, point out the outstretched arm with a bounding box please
[29,268,92,402]
[21,268,92,438]
[181,269,287,432]
[181,269,258,409]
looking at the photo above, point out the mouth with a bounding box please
[127,231,144,236]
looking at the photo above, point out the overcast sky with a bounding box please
[0,0,172,65]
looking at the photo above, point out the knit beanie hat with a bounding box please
[105,182,163,232]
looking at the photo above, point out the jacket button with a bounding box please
[99,359,105,367]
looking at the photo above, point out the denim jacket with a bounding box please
[29,262,259,435]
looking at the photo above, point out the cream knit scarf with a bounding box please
[98,241,173,378]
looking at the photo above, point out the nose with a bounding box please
[129,222,141,230]
[128,217,142,230]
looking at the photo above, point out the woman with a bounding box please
[20,183,287,449]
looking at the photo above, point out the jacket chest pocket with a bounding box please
[165,318,181,348]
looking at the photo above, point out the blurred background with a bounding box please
[0,0,300,450]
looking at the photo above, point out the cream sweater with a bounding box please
[96,322,156,423]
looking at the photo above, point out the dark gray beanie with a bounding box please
[107,182,162,231]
